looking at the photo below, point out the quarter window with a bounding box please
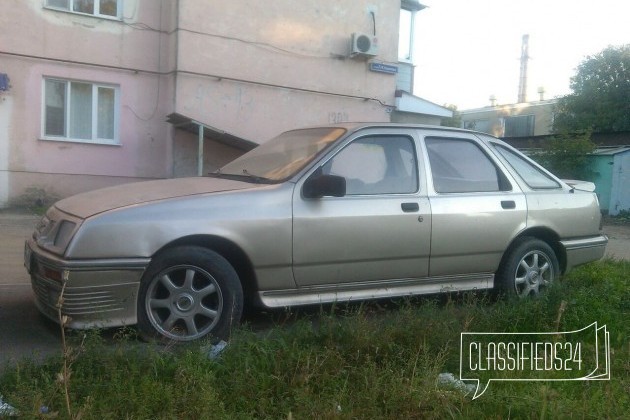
[426,138,510,193]
[46,0,120,18]
[493,144,560,189]
[323,136,418,195]
[43,78,119,144]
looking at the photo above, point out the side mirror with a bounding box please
[303,174,346,199]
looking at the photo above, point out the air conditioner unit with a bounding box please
[351,33,378,57]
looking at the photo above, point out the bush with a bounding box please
[532,130,596,180]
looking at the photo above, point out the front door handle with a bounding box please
[501,200,516,209]
[401,202,419,212]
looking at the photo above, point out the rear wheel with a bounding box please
[497,237,559,298]
[137,246,243,342]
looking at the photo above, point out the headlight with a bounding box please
[34,215,53,238]
[34,208,82,255]
[54,220,77,249]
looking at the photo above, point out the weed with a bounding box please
[0,260,627,418]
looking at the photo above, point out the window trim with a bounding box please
[44,0,122,20]
[41,77,121,146]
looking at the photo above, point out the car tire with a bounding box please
[137,246,243,342]
[496,237,559,298]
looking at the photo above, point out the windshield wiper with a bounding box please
[208,169,274,184]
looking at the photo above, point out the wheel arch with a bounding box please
[503,227,567,274]
[152,235,260,307]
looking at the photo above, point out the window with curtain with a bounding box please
[43,78,119,144]
[45,0,120,18]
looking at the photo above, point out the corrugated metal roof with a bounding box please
[591,146,630,156]
[166,113,258,151]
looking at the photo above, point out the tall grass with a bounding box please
[1,259,628,418]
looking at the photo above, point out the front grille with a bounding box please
[63,291,123,315]
[31,275,125,316]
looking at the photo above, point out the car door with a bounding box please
[422,133,527,277]
[292,130,431,287]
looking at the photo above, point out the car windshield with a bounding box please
[216,127,346,182]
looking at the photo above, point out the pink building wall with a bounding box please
[175,0,399,142]
[1,0,175,205]
[1,0,403,206]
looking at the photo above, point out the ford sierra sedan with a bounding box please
[25,123,607,341]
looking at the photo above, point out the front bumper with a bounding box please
[25,238,150,329]
[560,234,608,272]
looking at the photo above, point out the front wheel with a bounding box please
[497,237,559,298]
[137,246,243,342]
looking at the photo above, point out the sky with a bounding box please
[411,0,630,110]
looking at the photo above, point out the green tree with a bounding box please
[553,44,630,133]
[440,104,461,128]
[533,130,595,180]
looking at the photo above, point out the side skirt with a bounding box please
[258,274,494,308]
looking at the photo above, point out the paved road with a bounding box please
[1,211,628,367]
[0,213,60,365]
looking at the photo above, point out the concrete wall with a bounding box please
[173,131,244,178]
[174,0,399,142]
[390,111,442,126]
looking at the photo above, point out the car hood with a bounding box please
[55,177,257,219]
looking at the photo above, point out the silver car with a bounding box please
[24,124,607,341]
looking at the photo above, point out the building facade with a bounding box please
[460,99,557,138]
[1,0,446,207]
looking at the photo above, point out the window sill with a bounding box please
[43,6,122,22]
[40,137,121,147]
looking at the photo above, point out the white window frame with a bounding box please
[398,8,415,63]
[44,0,122,20]
[42,78,121,146]
[399,1,425,63]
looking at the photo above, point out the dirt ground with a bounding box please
[601,223,630,261]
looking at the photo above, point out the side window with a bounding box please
[426,138,509,193]
[493,144,561,189]
[322,136,418,195]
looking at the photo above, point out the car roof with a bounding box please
[303,122,497,140]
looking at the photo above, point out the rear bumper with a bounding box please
[560,235,608,272]
[25,238,149,329]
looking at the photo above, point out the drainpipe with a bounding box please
[198,124,204,176]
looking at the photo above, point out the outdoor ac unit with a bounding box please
[351,33,378,57]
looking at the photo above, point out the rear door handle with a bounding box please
[401,202,419,212]
[501,200,516,209]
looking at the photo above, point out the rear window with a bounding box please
[493,144,561,189]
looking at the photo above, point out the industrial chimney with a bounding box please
[517,34,530,103]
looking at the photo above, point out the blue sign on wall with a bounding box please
[0,74,9,91]
[369,63,398,75]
